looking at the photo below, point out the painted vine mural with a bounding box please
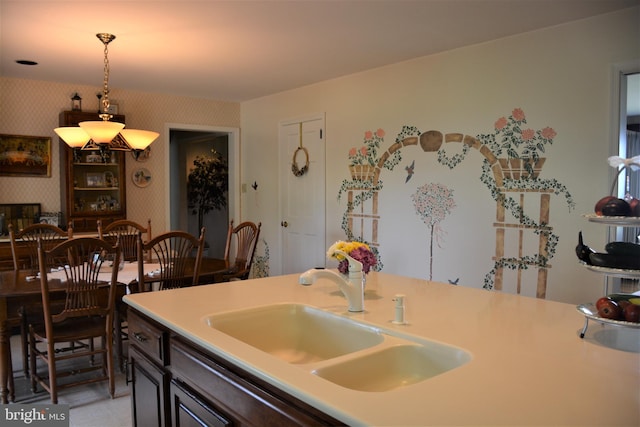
[336,108,575,297]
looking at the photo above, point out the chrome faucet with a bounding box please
[299,250,364,312]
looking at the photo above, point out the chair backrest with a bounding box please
[98,219,152,262]
[223,220,262,280]
[138,228,206,291]
[37,237,120,327]
[10,222,73,273]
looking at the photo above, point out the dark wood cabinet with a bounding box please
[128,308,345,427]
[128,310,170,427]
[59,111,127,232]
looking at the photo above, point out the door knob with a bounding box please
[281,221,288,227]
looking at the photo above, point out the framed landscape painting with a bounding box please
[0,133,52,177]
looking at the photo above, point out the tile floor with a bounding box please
[6,335,132,427]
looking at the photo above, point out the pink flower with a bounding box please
[512,108,525,121]
[521,129,535,140]
[360,147,368,156]
[337,246,377,274]
[494,117,507,130]
[364,131,373,140]
[375,128,385,138]
[541,126,556,140]
[349,147,357,157]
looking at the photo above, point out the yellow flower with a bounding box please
[327,240,370,260]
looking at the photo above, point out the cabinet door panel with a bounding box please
[130,345,169,427]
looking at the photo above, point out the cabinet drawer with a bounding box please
[128,309,169,366]
[170,338,344,426]
[170,379,233,427]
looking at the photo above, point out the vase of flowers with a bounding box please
[327,240,377,278]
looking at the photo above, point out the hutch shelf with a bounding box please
[59,111,127,232]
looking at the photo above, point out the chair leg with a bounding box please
[106,333,115,399]
[20,314,29,377]
[114,310,124,373]
[6,339,15,402]
[28,328,36,393]
[47,340,57,404]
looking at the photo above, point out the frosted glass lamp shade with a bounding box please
[78,121,125,143]
[54,127,91,148]
[120,129,159,150]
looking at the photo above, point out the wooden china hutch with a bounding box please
[59,111,127,232]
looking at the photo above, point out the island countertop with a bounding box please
[124,272,639,426]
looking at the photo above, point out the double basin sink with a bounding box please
[204,303,471,392]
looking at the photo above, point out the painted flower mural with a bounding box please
[348,129,386,166]
[411,183,456,281]
[491,107,557,176]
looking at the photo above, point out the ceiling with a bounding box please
[1,0,638,104]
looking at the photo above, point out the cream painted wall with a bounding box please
[0,78,240,236]
[240,7,640,304]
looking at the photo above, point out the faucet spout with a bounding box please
[299,268,364,312]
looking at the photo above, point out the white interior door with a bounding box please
[279,114,326,274]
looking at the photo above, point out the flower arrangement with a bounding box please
[327,241,377,274]
[348,129,385,166]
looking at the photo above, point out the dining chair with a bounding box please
[114,228,206,371]
[219,220,261,281]
[8,222,74,380]
[9,222,73,273]
[98,219,152,372]
[98,219,152,262]
[137,227,206,291]
[29,237,121,404]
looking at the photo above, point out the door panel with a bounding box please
[279,115,326,275]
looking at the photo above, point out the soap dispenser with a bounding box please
[392,294,406,325]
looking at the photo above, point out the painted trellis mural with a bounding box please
[337,109,574,298]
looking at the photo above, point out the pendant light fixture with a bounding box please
[55,33,158,152]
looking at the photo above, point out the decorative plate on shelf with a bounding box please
[132,168,152,188]
[582,213,640,225]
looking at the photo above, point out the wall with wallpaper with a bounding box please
[0,77,240,235]
[240,7,639,304]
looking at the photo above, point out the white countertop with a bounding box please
[124,272,640,426]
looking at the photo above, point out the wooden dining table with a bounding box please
[0,269,66,403]
[0,257,229,403]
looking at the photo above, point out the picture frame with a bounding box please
[107,103,119,115]
[85,172,105,187]
[0,134,52,177]
[39,211,62,227]
[0,203,41,235]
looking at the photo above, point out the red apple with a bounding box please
[596,297,612,311]
[630,198,640,217]
[594,196,616,216]
[597,299,623,320]
[618,300,631,311]
[623,304,640,323]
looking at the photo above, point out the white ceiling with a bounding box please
[0,0,638,104]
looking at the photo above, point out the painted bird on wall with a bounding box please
[405,160,415,183]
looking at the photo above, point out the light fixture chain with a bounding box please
[102,39,111,116]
